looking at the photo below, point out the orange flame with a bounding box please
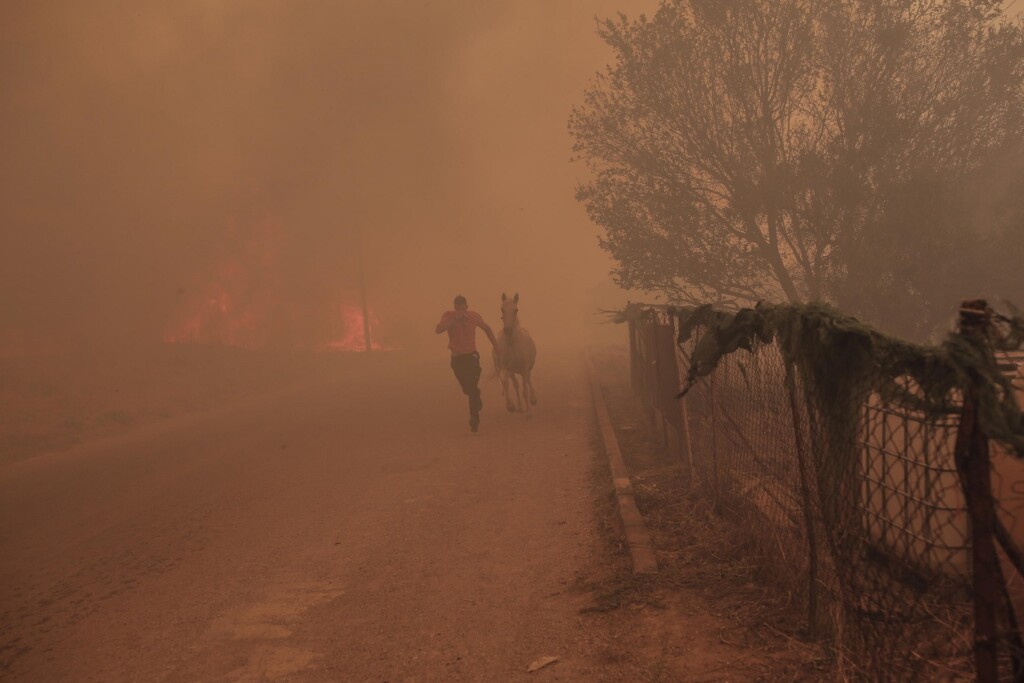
[163,217,278,347]
[323,305,385,352]
[163,217,398,351]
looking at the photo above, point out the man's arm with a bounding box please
[435,312,455,334]
[478,320,498,347]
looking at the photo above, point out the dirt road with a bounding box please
[0,351,621,681]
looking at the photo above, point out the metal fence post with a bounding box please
[628,304,639,396]
[672,312,696,479]
[679,394,695,477]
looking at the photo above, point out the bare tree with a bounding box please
[571,0,1024,334]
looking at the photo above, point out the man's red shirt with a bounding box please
[439,310,487,354]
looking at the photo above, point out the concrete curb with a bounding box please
[585,354,658,575]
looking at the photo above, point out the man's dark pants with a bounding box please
[450,352,482,426]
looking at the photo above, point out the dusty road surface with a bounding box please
[0,350,623,682]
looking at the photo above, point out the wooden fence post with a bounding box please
[784,361,822,639]
[710,372,720,504]
[955,299,998,683]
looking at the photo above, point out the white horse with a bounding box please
[493,292,537,412]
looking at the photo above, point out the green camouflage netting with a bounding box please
[659,301,1024,455]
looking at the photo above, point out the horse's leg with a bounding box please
[509,374,522,412]
[525,371,537,406]
[503,372,515,412]
[518,372,530,413]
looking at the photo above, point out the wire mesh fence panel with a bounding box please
[808,373,974,680]
[621,302,1024,682]
[673,317,831,639]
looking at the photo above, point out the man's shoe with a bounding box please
[470,418,479,432]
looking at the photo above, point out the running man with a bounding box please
[435,295,498,432]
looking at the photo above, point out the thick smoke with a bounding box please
[0,0,655,354]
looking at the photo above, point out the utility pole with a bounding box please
[356,227,372,352]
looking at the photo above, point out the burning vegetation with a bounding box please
[162,217,391,352]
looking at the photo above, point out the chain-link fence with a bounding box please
[623,300,1024,681]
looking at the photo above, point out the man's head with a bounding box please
[453,295,468,311]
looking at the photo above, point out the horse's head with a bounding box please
[500,292,520,335]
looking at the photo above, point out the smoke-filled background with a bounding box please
[1,0,660,355]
